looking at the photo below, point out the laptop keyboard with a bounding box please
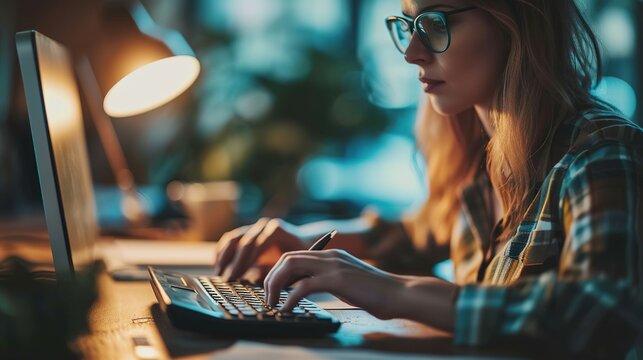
[197,277,332,322]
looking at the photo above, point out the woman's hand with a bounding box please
[213,218,306,281]
[263,249,405,320]
[263,249,458,331]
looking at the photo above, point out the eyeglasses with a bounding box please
[386,6,477,54]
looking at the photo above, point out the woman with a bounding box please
[213,0,643,356]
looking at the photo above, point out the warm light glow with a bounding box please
[43,82,82,133]
[134,345,160,359]
[103,55,200,117]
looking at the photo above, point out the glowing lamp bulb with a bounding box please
[103,55,200,118]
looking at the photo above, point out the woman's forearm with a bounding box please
[298,214,446,274]
[298,212,378,239]
[297,214,379,258]
[394,275,458,332]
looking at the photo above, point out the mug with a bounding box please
[167,181,239,241]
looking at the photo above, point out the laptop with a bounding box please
[16,30,341,336]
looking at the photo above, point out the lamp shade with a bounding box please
[92,1,200,118]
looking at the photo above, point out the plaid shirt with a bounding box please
[452,108,643,356]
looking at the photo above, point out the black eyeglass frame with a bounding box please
[386,6,477,54]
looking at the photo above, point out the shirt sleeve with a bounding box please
[454,141,643,356]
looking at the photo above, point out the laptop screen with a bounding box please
[16,30,97,279]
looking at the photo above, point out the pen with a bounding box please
[307,230,337,251]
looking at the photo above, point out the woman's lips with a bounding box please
[419,78,446,93]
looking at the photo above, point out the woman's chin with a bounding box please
[429,96,468,117]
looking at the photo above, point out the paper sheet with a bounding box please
[111,239,216,266]
[97,239,217,280]
[306,292,359,310]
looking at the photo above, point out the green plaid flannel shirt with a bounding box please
[451,108,643,356]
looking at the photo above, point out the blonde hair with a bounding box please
[413,0,604,247]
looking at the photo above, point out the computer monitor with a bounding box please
[16,30,97,280]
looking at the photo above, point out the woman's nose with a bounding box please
[404,32,434,65]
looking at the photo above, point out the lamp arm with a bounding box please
[75,57,147,226]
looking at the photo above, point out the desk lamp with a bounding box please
[77,1,200,225]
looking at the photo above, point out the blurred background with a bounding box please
[0,0,640,236]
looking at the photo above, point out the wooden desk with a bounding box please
[74,272,513,359]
